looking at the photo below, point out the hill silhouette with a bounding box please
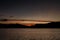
[33,22,60,28]
[0,22,60,28]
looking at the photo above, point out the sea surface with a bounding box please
[0,28,60,40]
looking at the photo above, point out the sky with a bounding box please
[0,0,60,21]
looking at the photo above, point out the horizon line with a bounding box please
[0,19,60,22]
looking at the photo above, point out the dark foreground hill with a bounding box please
[0,22,60,28]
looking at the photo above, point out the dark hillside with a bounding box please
[0,22,60,28]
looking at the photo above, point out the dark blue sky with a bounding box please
[0,0,60,21]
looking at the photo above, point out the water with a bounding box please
[0,28,60,40]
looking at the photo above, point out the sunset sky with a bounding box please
[0,0,60,21]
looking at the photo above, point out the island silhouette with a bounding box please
[0,19,60,28]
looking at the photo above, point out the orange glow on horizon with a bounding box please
[0,20,50,26]
[21,23,35,26]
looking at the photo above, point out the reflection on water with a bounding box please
[0,28,60,40]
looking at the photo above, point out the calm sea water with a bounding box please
[0,28,60,40]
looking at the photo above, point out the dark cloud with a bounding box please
[0,0,60,21]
